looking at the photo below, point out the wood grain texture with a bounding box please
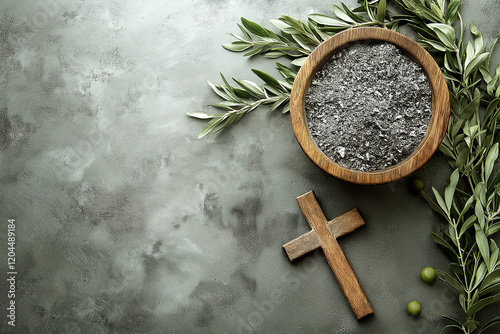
[290,27,450,185]
[282,208,365,261]
[296,191,373,319]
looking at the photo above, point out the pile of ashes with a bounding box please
[305,42,432,172]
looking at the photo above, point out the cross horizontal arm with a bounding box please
[282,208,365,261]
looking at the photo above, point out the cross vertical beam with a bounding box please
[286,190,373,319]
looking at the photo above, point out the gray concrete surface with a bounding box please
[0,0,498,333]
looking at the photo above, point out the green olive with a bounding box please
[407,300,421,316]
[421,267,437,283]
[410,177,425,194]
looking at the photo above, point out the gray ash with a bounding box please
[305,42,432,172]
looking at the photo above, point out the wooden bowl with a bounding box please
[290,27,450,185]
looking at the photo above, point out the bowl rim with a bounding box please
[289,27,450,185]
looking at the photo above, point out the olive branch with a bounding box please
[403,1,500,333]
[187,0,391,138]
[187,1,500,332]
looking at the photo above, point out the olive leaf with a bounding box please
[467,293,500,317]
[427,23,457,50]
[479,268,500,294]
[291,57,307,67]
[433,186,451,219]
[445,169,460,211]
[186,112,221,120]
[436,268,466,295]
[241,17,270,37]
[469,22,484,55]
[376,0,386,24]
[445,0,461,25]
[473,263,488,290]
[224,41,253,52]
[487,223,500,236]
[308,13,352,27]
[332,4,357,24]
[478,317,500,334]
[485,143,499,181]
[464,53,490,79]
[459,214,477,237]
[475,224,490,267]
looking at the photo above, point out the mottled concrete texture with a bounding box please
[0,1,498,333]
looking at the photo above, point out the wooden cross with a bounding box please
[283,190,374,319]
